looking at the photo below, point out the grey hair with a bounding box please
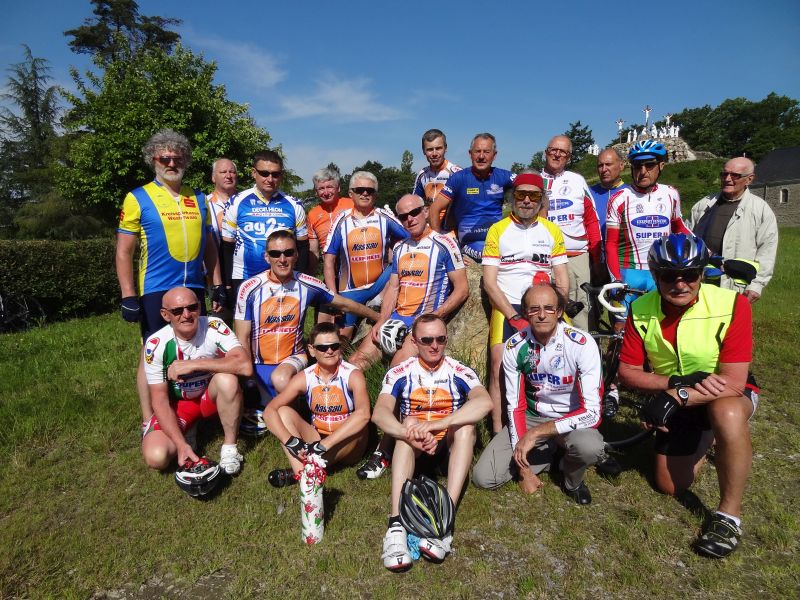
[312,167,341,186]
[142,129,192,170]
[471,132,496,152]
[349,171,379,191]
[211,158,238,174]
[598,147,624,162]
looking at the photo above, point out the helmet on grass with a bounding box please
[648,233,710,272]
[399,475,455,539]
[628,140,668,162]
[378,319,408,355]
[175,457,223,498]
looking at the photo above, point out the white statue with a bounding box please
[675,125,681,137]
[643,105,652,128]
[665,113,673,127]
[651,124,658,138]
[627,130,632,143]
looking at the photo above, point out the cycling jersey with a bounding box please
[605,183,691,280]
[589,181,627,236]
[413,160,462,203]
[222,187,308,280]
[205,191,228,247]
[482,215,569,304]
[504,321,602,448]
[307,196,354,249]
[144,316,241,400]
[323,207,408,291]
[118,181,210,295]
[541,170,601,261]
[235,270,334,365]
[391,229,465,319]
[381,355,483,441]
[438,167,515,260]
[302,360,359,435]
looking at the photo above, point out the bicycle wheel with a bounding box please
[0,294,45,332]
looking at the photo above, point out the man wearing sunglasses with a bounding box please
[141,287,252,477]
[606,140,691,326]
[323,171,409,340]
[473,283,605,506]
[373,314,491,570]
[221,150,308,296]
[117,129,223,428]
[618,233,758,559]
[235,230,380,413]
[687,157,777,303]
[539,135,602,331]
[482,172,570,434]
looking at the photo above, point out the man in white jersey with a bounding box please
[141,286,252,475]
[207,158,238,248]
[473,283,605,505]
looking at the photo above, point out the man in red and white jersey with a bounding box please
[412,128,461,231]
[539,135,602,330]
[374,315,492,571]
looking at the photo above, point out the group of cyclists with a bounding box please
[116,126,767,568]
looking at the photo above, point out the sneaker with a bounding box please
[694,514,742,558]
[268,467,297,488]
[219,444,243,475]
[596,452,622,478]
[240,408,268,437]
[356,450,390,480]
[419,534,453,563]
[381,524,412,572]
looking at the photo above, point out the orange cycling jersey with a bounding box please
[307,197,354,249]
[302,360,359,435]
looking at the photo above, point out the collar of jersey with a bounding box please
[469,166,493,181]
[266,269,295,285]
[313,362,341,383]
[509,213,539,227]
[416,356,445,373]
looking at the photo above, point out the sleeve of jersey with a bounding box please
[208,317,242,352]
[412,172,424,196]
[386,213,411,242]
[143,335,165,385]
[323,216,344,256]
[504,338,528,448]
[549,224,569,266]
[436,233,464,270]
[293,200,308,239]
[298,273,335,305]
[221,196,239,239]
[670,190,692,234]
[117,192,142,235]
[380,364,405,398]
[605,223,623,281]
[307,209,319,241]
[618,315,646,365]
[582,195,602,263]
[482,223,501,265]
[553,337,602,434]
[235,276,260,320]
[719,294,753,363]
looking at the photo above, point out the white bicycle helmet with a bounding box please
[175,457,223,498]
[378,319,408,355]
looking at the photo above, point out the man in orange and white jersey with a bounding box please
[263,322,370,487]
[482,173,569,434]
[412,129,461,231]
[374,315,492,570]
[306,167,353,274]
[234,230,379,409]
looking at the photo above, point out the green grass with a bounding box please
[1,231,799,598]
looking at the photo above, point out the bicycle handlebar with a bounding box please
[580,282,647,314]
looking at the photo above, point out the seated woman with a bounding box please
[263,322,370,486]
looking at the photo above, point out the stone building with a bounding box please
[750,146,800,227]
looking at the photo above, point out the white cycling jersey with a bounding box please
[503,320,602,447]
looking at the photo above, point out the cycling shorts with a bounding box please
[338,264,392,327]
[460,240,485,263]
[139,287,206,341]
[141,389,217,438]
[654,374,759,456]
[615,268,655,321]
[489,304,522,346]
[254,355,308,405]
[388,312,415,328]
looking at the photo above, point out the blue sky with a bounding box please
[2,0,799,188]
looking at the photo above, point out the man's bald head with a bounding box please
[721,157,755,200]
[162,287,198,309]
[544,135,572,175]
[597,148,624,188]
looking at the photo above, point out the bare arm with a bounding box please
[317,369,371,450]
[370,274,401,342]
[407,385,492,436]
[166,346,253,381]
[234,319,253,362]
[371,392,405,439]
[618,360,749,405]
[150,383,198,465]
[203,235,222,287]
[263,370,308,443]
[482,264,518,319]
[308,239,320,275]
[552,262,569,298]
[428,195,451,232]
[330,294,380,322]
[433,268,469,319]
[323,253,338,291]
[115,232,139,298]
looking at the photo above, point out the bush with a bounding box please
[0,238,118,320]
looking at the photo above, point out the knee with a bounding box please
[142,442,172,471]
[452,423,477,446]
[270,369,293,393]
[565,430,604,465]
[213,373,240,399]
[654,470,689,497]
[708,396,750,432]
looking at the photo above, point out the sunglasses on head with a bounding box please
[658,268,702,283]
[416,335,447,346]
[254,168,283,178]
[351,186,376,196]
[162,302,200,316]
[312,342,341,353]
[267,248,296,258]
[397,205,425,222]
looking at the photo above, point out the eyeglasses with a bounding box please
[254,168,283,179]
[162,302,200,316]
[351,187,376,196]
[632,160,660,171]
[155,155,185,166]
[312,342,341,353]
[416,335,447,346]
[720,171,751,181]
[546,148,570,157]
[657,269,702,284]
[513,190,543,202]
[526,305,557,316]
[267,248,296,258]
[397,206,425,222]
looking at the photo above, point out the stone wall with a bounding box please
[750,182,800,227]
[612,135,701,164]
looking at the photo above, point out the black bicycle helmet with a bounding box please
[399,475,454,539]
[647,233,710,272]
[175,457,223,498]
[628,140,668,162]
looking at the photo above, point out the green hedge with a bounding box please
[0,239,118,320]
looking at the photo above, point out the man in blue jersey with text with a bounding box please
[589,148,627,239]
[429,133,515,262]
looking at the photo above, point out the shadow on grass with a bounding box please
[323,487,344,525]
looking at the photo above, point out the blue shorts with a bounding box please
[338,264,392,327]
[140,287,206,341]
[388,312,415,327]
[253,354,308,408]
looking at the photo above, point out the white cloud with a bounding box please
[276,74,404,123]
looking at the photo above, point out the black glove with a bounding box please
[641,391,681,428]
[211,285,228,309]
[120,296,141,323]
[668,372,711,388]
[284,436,305,459]
[305,441,327,457]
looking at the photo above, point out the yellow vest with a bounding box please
[630,284,738,376]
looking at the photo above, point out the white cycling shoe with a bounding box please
[219,444,243,475]
[419,534,452,563]
[382,524,413,572]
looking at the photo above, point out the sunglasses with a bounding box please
[254,168,283,178]
[397,206,425,222]
[162,302,200,316]
[719,171,750,181]
[513,190,543,202]
[546,148,570,157]
[351,187,376,196]
[632,160,660,171]
[416,335,447,346]
[312,342,341,353]
[154,155,184,166]
[267,248,296,258]
[658,269,702,283]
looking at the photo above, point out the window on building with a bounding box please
[780,188,789,204]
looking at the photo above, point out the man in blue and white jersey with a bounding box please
[412,129,461,214]
[589,148,627,238]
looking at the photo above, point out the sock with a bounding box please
[715,511,741,527]
[388,515,402,528]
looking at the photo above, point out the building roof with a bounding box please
[753,146,800,185]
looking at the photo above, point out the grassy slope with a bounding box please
[1,232,798,599]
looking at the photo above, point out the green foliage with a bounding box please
[511,150,544,174]
[0,238,118,318]
[343,153,416,207]
[564,120,594,166]
[58,44,272,222]
[657,158,727,210]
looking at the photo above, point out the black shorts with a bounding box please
[415,438,450,477]
[140,287,206,341]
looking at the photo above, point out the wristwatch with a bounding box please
[675,385,690,407]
